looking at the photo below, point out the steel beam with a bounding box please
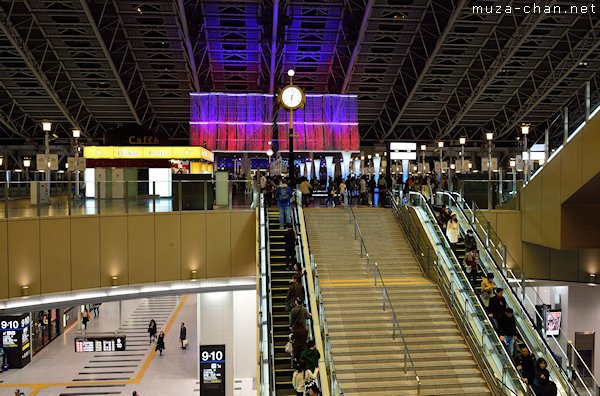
[341,0,374,94]
[0,6,78,128]
[379,0,466,140]
[79,0,142,125]
[176,0,201,92]
[269,0,279,94]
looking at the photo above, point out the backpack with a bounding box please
[544,380,557,396]
[278,187,290,202]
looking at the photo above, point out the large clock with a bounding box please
[280,85,305,110]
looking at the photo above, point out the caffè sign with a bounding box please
[128,135,159,145]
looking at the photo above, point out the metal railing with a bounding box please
[346,204,371,272]
[394,192,528,395]
[0,179,258,218]
[372,262,421,393]
[435,191,580,395]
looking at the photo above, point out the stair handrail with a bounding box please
[397,192,527,395]
[296,204,333,396]
[345,204,371,272]
[258,195,276,396]
[435,191,580,395]
[372,262,421,394]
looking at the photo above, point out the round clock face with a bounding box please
[281,86,303,109]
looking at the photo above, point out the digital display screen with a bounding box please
[74,336,126,352]
[199,345,226,396]
[546,310,562,337]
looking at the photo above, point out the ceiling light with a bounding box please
[287,69,295,77]
[137,6,143,14]
[521,124,529,135]
[438,141,444,148]
[42,121,52,132]
[420,144,426,151]
[509,159,516,167]
[486,132,494,141]
[459,137,466,145]
[579,61,588,67]
[72,129,81,138]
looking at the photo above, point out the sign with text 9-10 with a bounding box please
[200,344,226,396]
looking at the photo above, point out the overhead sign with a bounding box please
[390,151,417,160]
[481,158,498,171]
[74,335,126,352]
[36,154,59,171]
[67,157,87,170]
[83,146,214,162]
[390,142,417,151]
[0,314,31,368]
[200,344,226,396]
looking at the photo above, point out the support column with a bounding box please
[325,156,334,186]
[341,152,352,179]
[544,129,550,161]
[313,158,321,182]
[586,80,591,121]
[373,155,381,184]
[401,159,409,183]
[353,158,361,177]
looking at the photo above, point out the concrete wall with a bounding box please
[198,291,257,396]
[520,111,600,249]
[0,210,256,298]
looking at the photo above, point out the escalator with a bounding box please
[408,192,576,395]
[266,209,296,395]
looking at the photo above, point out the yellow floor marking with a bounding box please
[6,295,188,396]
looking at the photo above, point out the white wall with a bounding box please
[198,291,257,396]
[567,284,600,380]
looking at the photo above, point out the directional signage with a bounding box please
[0,314,31,368]
[74,335,126,352]
[200,344,226,396]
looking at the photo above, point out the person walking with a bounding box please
[81,308,90,330]
[325,182,336,207]
[156,331,165,356]
[359,176,368,205]
[497,307,517,357]
[300,340,321,373]
[148,319,157,343]
[291,360,319,396]
[339,180,347,207]
[446,213,460,250]
[93,303,100,318]
[275,178,293,229]
[284,223,297,271]
[299,178,312,207]
[179,323,187,349]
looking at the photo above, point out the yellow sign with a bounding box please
[84,146,214,162]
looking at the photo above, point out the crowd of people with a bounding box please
[436,206,558,396]
[281,221,322,396]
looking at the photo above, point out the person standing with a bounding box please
[289,297,312,329]
[148,319,157,343]
[339,180,347,207]
[156,331,165,356]
[464,229,477,252]
[497,308,517,357]
[480,273,495,308]
[275,178,293,229]
[299,178,312,207]
[515,346,536,385]
[359,176,368,205]
[487,288,506,328]
[284,223,297,271]
[463,248,479,287]
[285,274,304,312]
[81,308,90,330]
[446,213,460,250]
[300,340,321,373]
[290,322,309,362]
[292,360,318,396]
[179,323,187,349]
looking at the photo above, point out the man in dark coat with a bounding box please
[179,322,187,349]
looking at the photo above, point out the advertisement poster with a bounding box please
[545,309,562,336]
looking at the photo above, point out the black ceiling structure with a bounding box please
[0,0,597,148]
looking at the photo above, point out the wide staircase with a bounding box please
[304,208,491,395]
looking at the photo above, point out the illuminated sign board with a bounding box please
[200,344,225,396]
[84,146,214,162]
[74,335,126,352]
[0,314,31,368]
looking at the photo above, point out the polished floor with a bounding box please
[0,296,199,396]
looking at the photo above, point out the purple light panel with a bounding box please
[190,93,359,152]
[277,94,359,152]
[190,93,272,152]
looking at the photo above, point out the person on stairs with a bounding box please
[275,178,293,229]
[285,274,304,312]
[289,297,312,329]
[300,340,321,373]
[497,307,517,357]
[464,247,479,288]
[480,273,495,308]
[291,360,318,396]
[464,229,477,252]
[488,288,506,329]
[446,213,460,250]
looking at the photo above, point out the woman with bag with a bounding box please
[291,360,318,396]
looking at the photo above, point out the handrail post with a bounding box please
[502,243,507,277]
[567,341,574,383]
[382,288,386,311]
[521,270,526,302]
[366,254,370,273]
[360,242,363,258]
[486,221,491,248]
[403,346,407,373]
[392,317,396,340]
[374,266,377,286]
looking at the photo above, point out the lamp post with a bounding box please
[23,157,31,181]
[486,132,494,209]
[449,163,455,191]
[266,148,273,176]
[521,124,529,183]
[42,121,52,186]
[459,137,466,173]
[437,141,444,186]
[73,129,81,198]
[420,144,426,175]
[510,159,517,195]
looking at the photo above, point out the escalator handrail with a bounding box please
[261,195,277,396]
[400,192,527,395]
[437,191,578,395]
